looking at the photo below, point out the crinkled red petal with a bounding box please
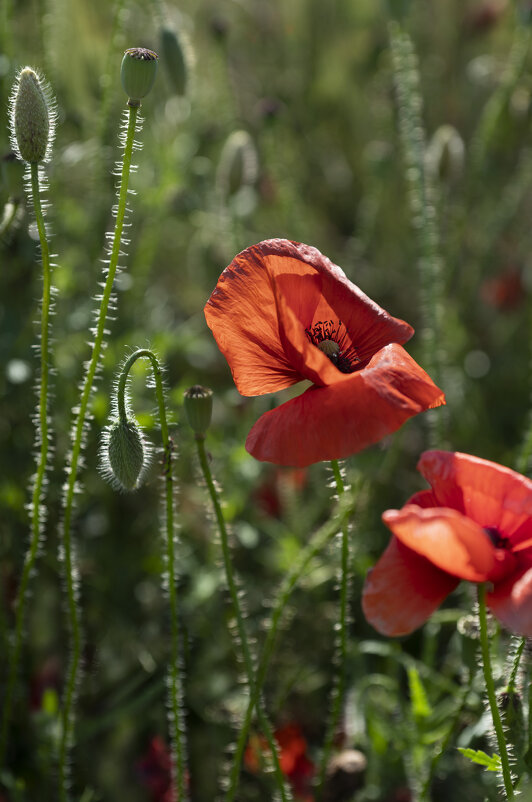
[382,505,517,583]
[362,537,458,636]
[204,239,414,396]
[417,451,532,547]
[246,343,445,466]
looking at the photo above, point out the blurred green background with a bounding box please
[2,0,532,799]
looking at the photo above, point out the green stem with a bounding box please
[0,163,52,765]
[477,584,514,799]
[116,349,187,800]
[227,491,357,802]
[317,459,350,793]
[58,103,140,799]
[194,436,291,802]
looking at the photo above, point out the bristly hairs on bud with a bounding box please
[99,353,152,492]
[8,67,57,165]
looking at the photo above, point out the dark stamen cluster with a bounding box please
[305,320,360,374]
[484,526,510,550]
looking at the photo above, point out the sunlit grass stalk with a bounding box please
[227,489,358,802]
[389,22,445,449]
[477,583,514,799]
[0,161,53,765]
[193,435,291,802]
[58,102,140,799]
[113,349,187,801]
[317,459,351,794]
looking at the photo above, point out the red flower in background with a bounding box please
[245,723,315,801]
[363,450,532,637]
[137,736,175,802]
[205,240,444,467]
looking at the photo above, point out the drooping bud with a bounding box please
[9,67,56,164]
[183,385,213,436]
[121,48,158,106]
[107,418,146,491]
[216,130,258,196]
[159,26,190,97]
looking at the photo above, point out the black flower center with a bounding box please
[484,526,510,550]
[305,320,360,374]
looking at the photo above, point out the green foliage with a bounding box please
[3,0,532,800]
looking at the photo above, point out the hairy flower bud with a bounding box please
[183,385,213,436]
[107,418,146,491]
[9,67,56,164]
[121,48,158,106]
[159,26,190,97]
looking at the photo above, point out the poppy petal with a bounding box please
[204,239,414,396]
[418,451,532,546]
[383,505,517,582]
[246,343,445,466]
[362,537,458,636]
[487,567,532,636]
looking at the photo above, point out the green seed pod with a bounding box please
[183,385,213,436]
[216,130,258,196]
[9,67,56,164]
[159,26,190,97]
[121,48,158,106]
[107,418,146,491]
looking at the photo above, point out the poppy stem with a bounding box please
[317,459,351,793]
[114,349,188,801]
[477,583,514,799]
[0,161,53,766]
[193,434,292,802]
[227,489,358,802]
[59,101,140,800]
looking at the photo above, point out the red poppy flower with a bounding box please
[204,240,444,467]
[362,450,532,637]
[244,723,315,801]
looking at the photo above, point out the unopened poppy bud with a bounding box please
[216,130,258,196]
[183,385,213,436]
[159,26,190,97]
[107,418,146,490]
[121,48,158,106]
[9,67,55,164]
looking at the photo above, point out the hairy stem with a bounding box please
[194,436,291,802]
[59,103,139,799]
[227,490,357,801]
[0,163,52,765]
[317,459,350,793]
[477,584,514,799]
[116,349,187,800]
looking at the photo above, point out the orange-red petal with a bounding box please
[245,343,445,466]
[487,567,532,636]
[362,537,458,636]
[417,451,532,547]
[204,239,414,396]
[382,505,517,583]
